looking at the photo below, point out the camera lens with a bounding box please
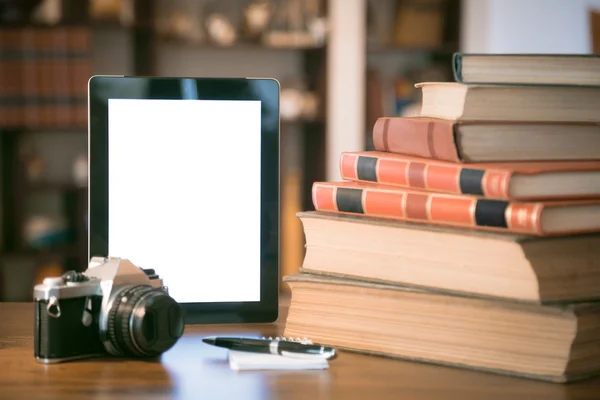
[106,285,184,357]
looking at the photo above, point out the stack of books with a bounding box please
[283,54,600,383]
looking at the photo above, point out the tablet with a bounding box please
[88,76,280,324]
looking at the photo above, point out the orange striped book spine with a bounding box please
[313,182,551,235]
[340,151,512,199]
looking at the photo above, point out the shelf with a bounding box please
[282,119,325,126]
[0,126,87,134]
[367,43,458,54]
[2,245,80,259]
[0,20,150,30]
[157,37,326,52]
[90,20,152,31]
[0,23,86,30]
[25,182,87,193]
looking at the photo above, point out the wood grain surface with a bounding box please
[1,301,600,400]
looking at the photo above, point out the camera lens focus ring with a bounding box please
[106,285,153,357]
[106,285,184,358]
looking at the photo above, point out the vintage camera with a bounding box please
[33,256,184,363]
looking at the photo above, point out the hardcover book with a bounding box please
[453,53,600,86]
[296,211,600,303]
[416,82,600,122]
[372,117,600,162]
[283,273,600,383]
[340,151,600,200]
[312,181,600,235]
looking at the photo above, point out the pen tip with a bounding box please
[203,337,216,345]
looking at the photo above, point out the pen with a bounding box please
[202,336,337,360]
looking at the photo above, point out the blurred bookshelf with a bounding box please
[366,43,458,54]
[156,37,325,51]
[0,0,461,300]
[0,0,329,300]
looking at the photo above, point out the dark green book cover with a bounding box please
[453,52,600,87]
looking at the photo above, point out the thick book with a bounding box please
[453,53,600,86]
[372,116,600,162]
[417,82,600,122]
[283,273,600,383]
[312,181,600,235]
[340,151,600,200]
[296,211,600,303]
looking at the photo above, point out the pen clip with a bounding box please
[263,336,313,344]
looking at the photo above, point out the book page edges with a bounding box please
[296,211,600,243]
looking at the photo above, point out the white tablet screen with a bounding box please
[107,99,262,303]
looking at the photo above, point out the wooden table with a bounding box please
[1,302,600,400]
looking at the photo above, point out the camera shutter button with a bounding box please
[62,271,89,283]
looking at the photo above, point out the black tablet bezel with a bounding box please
[88,76,279,324]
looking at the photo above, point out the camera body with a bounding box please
[33,257,184,363]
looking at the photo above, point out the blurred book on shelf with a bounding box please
[0,26,91,129]
[393,0,448,48]
[365,68,384,133]
[591,9,600,54]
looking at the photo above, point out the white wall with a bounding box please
[461,0,600,53]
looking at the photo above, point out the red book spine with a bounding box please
[21,28,39,128]
[340,152,512,199]
[312,182,545,235]
[372,117,462,162]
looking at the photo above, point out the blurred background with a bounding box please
[0,0,598,301]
